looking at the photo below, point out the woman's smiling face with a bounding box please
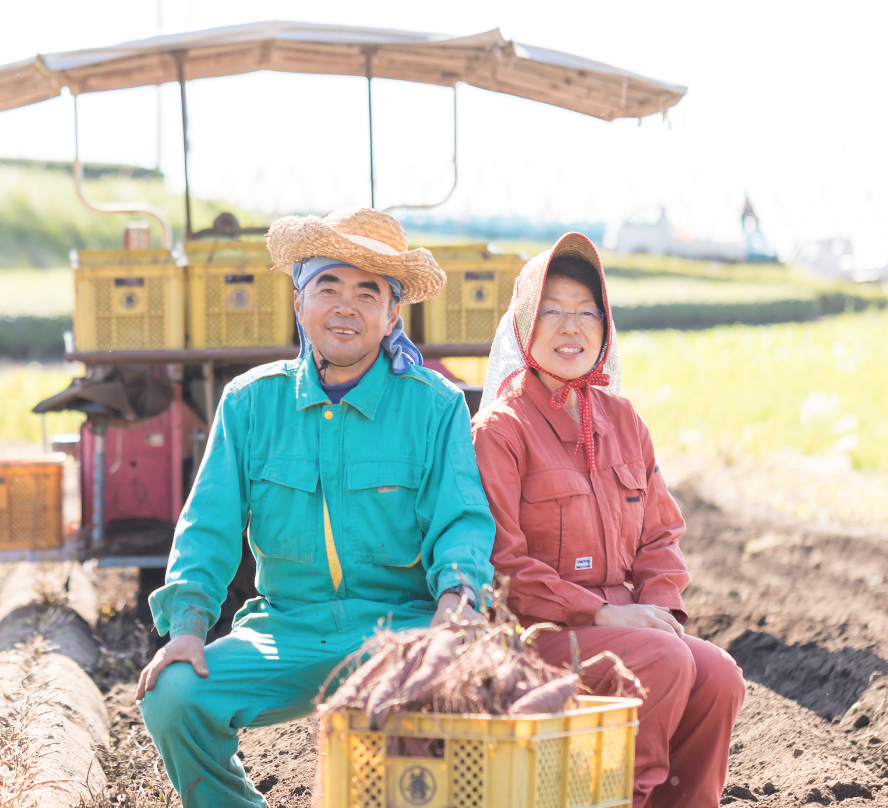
[529,273,605,381]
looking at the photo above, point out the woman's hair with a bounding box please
[546,255,604,312]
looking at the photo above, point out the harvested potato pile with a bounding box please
[319,580,643,728]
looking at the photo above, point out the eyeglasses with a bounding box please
[537,307,605,328]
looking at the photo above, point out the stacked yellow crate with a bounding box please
[423,245,526,345]
[73,250,185,350]
[186,241,294,348]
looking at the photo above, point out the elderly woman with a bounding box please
[471,233,745,808]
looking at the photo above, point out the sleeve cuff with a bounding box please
[634,593,687,625]
[565,594,607,627]
[671,608,688,626]
[169,611,210,642]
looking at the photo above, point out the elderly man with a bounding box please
[137,208,494,808]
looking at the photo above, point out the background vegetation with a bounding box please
[443,309,888,473]
[0,362,85,445]
[0,163,265,268]
[2,164,887,480]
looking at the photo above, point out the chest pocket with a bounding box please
[248,458,319,562]
[347,461,423,566]
[520,469,591,575]
[613,461,648,560]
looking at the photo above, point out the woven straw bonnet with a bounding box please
[266,207,446,305]
[513,232,606,352]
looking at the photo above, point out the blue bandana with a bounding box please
[292,257,422,375]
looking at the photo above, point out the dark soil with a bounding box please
[674,480,888,805]
[91,475,888,806]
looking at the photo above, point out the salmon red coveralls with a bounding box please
[472,372,745,807]
[139,351,495,808]
[471,231,744,808]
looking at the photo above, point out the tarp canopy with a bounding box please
[0,21,686,121]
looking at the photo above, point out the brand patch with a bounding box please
[575,557,592,570]
[377,486,400,493]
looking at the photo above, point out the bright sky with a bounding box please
[1,0,886,266]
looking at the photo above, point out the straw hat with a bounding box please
[266,207,446,305]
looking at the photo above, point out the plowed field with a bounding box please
[95,461,888,807]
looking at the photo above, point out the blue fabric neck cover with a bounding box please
[319,374,365,405]
[292,257,422,375]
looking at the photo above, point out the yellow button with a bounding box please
[324,410,334,420]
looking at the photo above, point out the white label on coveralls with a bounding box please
[575,557,592,570]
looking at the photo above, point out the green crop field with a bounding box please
[0,163,266,268]
[0,362,85,446]
[0,268,74,317]
[618,309,888,472]
[444,309,888,473]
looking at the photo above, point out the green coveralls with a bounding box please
[139,351,495,808]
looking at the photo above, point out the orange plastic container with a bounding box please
[0,458,64,551]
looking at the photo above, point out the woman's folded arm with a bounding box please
[629,413,690,622]
[473,421,606,626]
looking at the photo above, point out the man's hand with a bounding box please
[136,633,208,701]
[594,603,685,638]
[432,593,487,626]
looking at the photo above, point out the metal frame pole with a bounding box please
[176,53,193,239]
[168,364,184,522]
[202,360,215,431]
[91,421,107,547]
[367,74,375,209]
[383,84,459,214]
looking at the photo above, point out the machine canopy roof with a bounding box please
[0,21,686,120]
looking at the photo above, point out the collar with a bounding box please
[293,349,391,420]
[522,369,614,440]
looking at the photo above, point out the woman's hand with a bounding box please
[432,593,488,626]
[594,603,685,638]
[136,633,208,700]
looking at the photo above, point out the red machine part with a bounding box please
[80,403,206,527]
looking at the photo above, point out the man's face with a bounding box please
[295,264,400,373]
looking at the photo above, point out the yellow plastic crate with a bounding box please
[318,695,639,808]
[423,246,526,345]
[186,241,294,348]
[0,458,64,551]
[73,250,185,351]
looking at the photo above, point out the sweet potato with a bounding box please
[325,647,394,711]
[492,655,521,697]
[366,637,431,729]
[508,674,580,715]
[399,629,463,706]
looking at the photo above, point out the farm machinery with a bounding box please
[0,21,685,625]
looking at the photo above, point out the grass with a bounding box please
[618,309,888,473]
[0,363,85,446]
[443,309,888,474]
[605,276,815,306]
[0,165,266,269]
[0,270,74,318]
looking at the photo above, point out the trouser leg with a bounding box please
[650,636,746,808]
[140,608,348,808]
[139,598,435,808]
[534,626,696,808]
